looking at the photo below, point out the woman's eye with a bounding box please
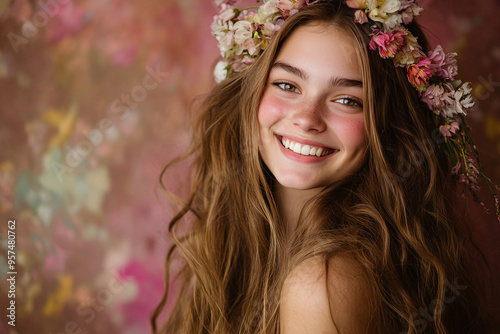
[336,97,362,108]
[275,82,300,93]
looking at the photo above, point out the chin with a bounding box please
[274,174,329,191]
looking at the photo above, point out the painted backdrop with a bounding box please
[0,0,499,333]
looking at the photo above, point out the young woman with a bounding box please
[153,1,496,333]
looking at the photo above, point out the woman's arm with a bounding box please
[280,256,373,333]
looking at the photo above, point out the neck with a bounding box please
[275,183,323,237]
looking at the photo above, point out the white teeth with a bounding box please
[279,136,334,157]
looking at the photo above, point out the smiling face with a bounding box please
[258,23,367,191]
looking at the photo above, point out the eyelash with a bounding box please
[272,81,363,108]
[273,82,300,93]
[335,96,363,108]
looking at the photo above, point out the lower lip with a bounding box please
[275,135,336,163]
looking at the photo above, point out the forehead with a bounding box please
[274,23,361,81]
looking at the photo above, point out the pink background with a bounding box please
[0,0,499,333]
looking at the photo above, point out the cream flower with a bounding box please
[393,32,422,66]
[211,19,235,57]
[232,20,259,55]
[367,0,402,23]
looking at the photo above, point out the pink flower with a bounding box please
[439,53,458,80]
[354,10,369,24]
[219,6,236,22]
[420,83,456,113]
[427,45,445,65]
[278,0,307,9]
[439,121,460,137]
[407,57,432,91]
[346,0,367,9]
[427,45,458,80]
[241,55,253,65]
[420,84,445,109]
[262,21,282,38]
[451,162,461,175]
[401,1,424,24]
[369,29,407,59]
[278,0,308,18]
[216,0,237,5]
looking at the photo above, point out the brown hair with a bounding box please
[153,2,484,333]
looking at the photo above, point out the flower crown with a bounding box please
[211,0,499,220]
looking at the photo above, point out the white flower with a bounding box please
[455,81,474,109]
[214,60,229,83]
[383,12,402,30]
[441,81,474,117]
[253,0,280,24]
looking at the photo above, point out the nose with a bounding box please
[290,98,327,133]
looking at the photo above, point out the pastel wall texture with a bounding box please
[0,0,499,333]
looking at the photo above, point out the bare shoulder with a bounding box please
[280,255,374,333]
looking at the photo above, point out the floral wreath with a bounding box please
[211,0,500,220]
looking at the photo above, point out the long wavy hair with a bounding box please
[153,2,484,333]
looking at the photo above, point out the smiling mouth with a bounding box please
[279,136,338,157]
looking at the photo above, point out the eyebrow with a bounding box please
[270,61,363,88]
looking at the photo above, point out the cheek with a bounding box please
[332,115,366,150]
[258,89,286,128]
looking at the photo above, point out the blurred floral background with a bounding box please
[0,0,499,333]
